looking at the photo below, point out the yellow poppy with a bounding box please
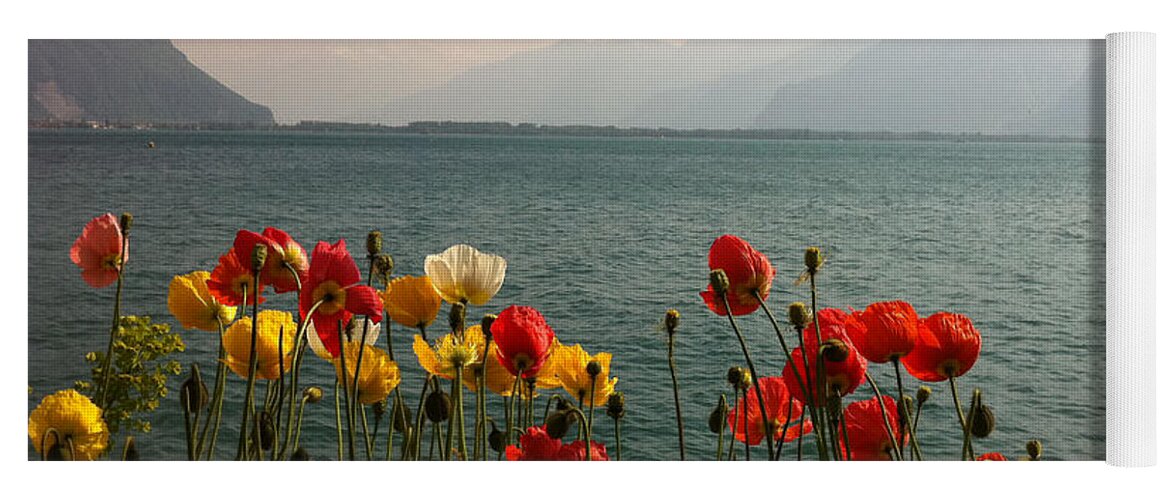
[413,325,558,398]
[551,343,618,407]
[28,389,109,460]
[168,270,236,331]
[222,310,296,380]
[382,275,442,329]
[335,342,401,405]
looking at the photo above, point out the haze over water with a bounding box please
[28,129,1104,460]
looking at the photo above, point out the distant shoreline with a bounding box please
[28,120,1104,144]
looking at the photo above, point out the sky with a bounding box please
[172,39,1102,137]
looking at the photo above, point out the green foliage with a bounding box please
[75,315,185,435]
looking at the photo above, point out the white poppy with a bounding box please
[307,317,381,360]
[424,244,507,306]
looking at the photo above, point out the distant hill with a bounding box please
[29,39,273,125]
[378,39,1103,138]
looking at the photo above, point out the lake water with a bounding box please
[28,129,1105,460]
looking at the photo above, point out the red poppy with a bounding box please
[727,376,812,446]
[902,312,982,382]
[299,240,384,357]
[207,249,265,306]
[70,213,125,288]
[557,439,610,461]
[976,452,1008,461]
[840,395,905,461]
[848,301,919,363]
[700,235,776,316]
[233,228,308,294]
[782,309,868,405]
[504,426,609,461]
[490,305,557,378]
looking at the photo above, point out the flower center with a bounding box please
[313,280,346,315]
[231,273,253,297]
[101,254,121,270]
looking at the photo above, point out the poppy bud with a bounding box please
[820,338,850,363]
[393,403,412,434]
[827,393,843,421]
[180,364,208,415]
[556,398,572,412]
[586,360,602,378]
[606,391,626,420]
[448,302,466,333]
[425,391,452,423]
[366,230,383,256]
[899,395,915,430]
[804,246,824,273]
[303,386,324,404]
[251,243,268,273]
[122,436,139,461]
[727,366,750,390]
[788,302,812,328]
[257,411,276,451]
[481,314,497,336]
[709,269,730,295]
[916,386,932,405]
[291,447,310,460]
[373,254,395,282]
[488,422,505,453]
[373,400,387,419]
[664,309,680,333]
[45,443,72,461]
[545,410,574,439]
[970,398,995,439]
[119,212,133,235]
[709,394,729,434]
[1026,440,1043,461]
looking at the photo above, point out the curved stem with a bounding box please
[719,292,774,460]
[408,375,431,460]
[235,280,261,461]
[863,372,903,460]
[337,319,356,460]
[198,320,228,460]
[666,328,686,460]
[947,376,968,461]
[891,358,922,460]
[98,234,128,412]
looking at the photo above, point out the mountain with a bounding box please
[751,39,1104,138]
[377,39,1102,138]
[29,39,273,125]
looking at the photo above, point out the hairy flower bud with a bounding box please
[303,386,324,404]
[373,254,395,284]
[726,366,750,390]
[366,230,383,256]
[251,243,268,273]
[606,391,626,420]
[916,386,932,405]
[122,436,139,461]
[820,338,850,363]
[425,391,452,423]
[788,302,812,328]
[709,269,731,295]
[545,410,573,439]
[291,447,310,461]
[970,394,995,439]
[180,364,208,415]
[586,360,602,378]
[488,422,505,454]
[372,400,387,419]
[448,302,466,333]
[1026,440,1043,461]
[393,403,411,434]
[481,314,497,337]
[709,394,729,434]
[45,443,73,461]
[257,411,276,451]
[119,212,134,235]
[804,246,824,273]
[664,309,680,333]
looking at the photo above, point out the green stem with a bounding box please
[197,322,228,460]
[408,375,432,460]
[947,376,968,461]
[805,275,831,461]
[359,401,373,460]
[337,319,355,460]
[235,279,261,461]
[864,373,902,461]
[838,389,852,461]
[666,328,686,460]
[613,417,622,461]
[962,388,979,461]
[98,231,128,412]
[292,395,309,452]
[334,378,343,461]
[453,364,468,460]
[891,358,923,460]
[587,374,597,461]
[719,292,775,460]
